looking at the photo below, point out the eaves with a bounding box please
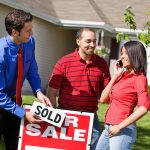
[0,0,145,35]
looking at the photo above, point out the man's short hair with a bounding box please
[5,9,33,35]
[76,27,95,39]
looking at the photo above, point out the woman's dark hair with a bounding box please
[122,40,147,75]
[5,9,33,35]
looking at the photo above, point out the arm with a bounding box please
[47,87,59,108]
[47,58,65,107]
[24,87,58,123]
[26,50,42,94]
[25,38,52,106]
[118,106,148,129]
[99,75,118,103]
[108,106,148,137]
[108,75,150,137]
[0,60,26,118]
[99,61,124,103]
[27,55,52,106]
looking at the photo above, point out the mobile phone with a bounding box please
[118,60,123,67]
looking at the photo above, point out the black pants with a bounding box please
[0,108,20,150]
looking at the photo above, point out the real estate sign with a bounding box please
[18,105,94,150]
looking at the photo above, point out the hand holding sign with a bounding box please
[30,101,66,127]
[25,111,42,124]
[36,91,53,107]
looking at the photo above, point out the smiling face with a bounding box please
[121,41,147,75]
[121,47,132,69]
[76,30,96,59]
[11,21,33,44]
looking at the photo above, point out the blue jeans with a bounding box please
[95,124,137,150]
[90,113,101,150]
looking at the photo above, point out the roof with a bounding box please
[0,0,150,33]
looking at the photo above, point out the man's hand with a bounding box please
[36,91,53,107]
[25,112,42,123]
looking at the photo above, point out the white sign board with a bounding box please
[30,101,66,127]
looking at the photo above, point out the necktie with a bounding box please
[16,47,23,106]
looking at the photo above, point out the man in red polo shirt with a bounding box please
[48,27,111,149]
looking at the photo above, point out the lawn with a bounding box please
[0,95,150,150]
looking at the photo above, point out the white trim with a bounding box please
[115,28,146,34]
[59,19,104,27]
[59,19,114,32]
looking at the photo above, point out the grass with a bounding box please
[0,95,150,150]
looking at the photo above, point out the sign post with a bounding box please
[18,105,94,150]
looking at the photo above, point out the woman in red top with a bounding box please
[96,40,150,150]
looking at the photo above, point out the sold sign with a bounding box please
[18,105,94,150]
[31,101,66,127]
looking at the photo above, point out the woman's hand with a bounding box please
[113,60,125,81]
[108,125,121,137]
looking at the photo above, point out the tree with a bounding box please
[116,5,150,47]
